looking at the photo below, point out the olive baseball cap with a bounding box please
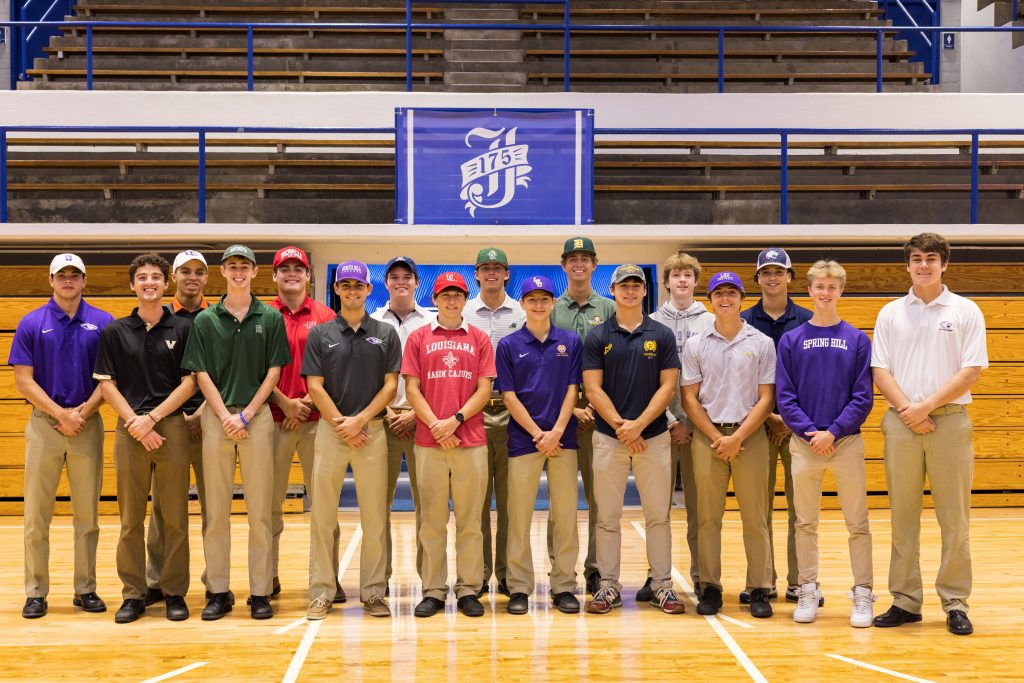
[475,247,508,267]
[561,236,597,258]
[610,264,646,285]
[221,244,257,265]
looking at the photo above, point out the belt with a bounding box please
[713,422,741,430]
[929,403,966,417]
[485,397,506,410]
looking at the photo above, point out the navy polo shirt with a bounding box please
[495,325,582,457]
[582,314,681,440]
[741,298,812,349]
[8,298,114,408]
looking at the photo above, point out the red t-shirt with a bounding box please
[401,320,496,448]
[270,295,337,422]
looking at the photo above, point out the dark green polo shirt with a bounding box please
[551,290,616,342]
[181,295,291,407]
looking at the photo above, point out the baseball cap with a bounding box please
[334,260,370,285]
[519,275,556,299]
[49,253,86,276]
[433,271,469,296]
[384,255,418,278]
[221,244,257,265]
[172,250,207,272]
[755,248,794,276]
[610,264,646,285]
[475,247,509,267]
[708,271,745,294]
[561,236,597,258]
[273,246,309,270]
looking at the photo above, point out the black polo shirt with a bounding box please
[740,298,813,349]
[167,303,205,413]
[301,313,402,418]
[582,313,681,440]
[93,307,192,415]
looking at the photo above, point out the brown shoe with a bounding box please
[586,586,621,614]
[364,595,391,618]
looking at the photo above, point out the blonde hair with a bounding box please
[662,252,702,287]
[806,259,847,288]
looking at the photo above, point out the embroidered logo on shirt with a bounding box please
[442,351,459,369]
[518,352,530,358]
[303,321,316,330]
[643,339,657,358]
[603,343,613,355]
[590,316,603,326]
[255,325,263,334]
[939,321,954,332]
[365,337,384,345]
[328,342,341,349]
[81,323,99,331]
[41,328,53,334]
[165,340,177,350]
[556,344,568,357]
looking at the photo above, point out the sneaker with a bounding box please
[793,583,820,623]
[364,595,391,618]
[749,588,773,618]
[586,586,622,614]
[635,577,654,602]
[305,595,332,620]
[785,585,799,602]
[585,573,601,596]
[849,586,875,628]
[697,585,722,615]
[651,586,686,615]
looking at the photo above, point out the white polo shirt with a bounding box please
[870,286,988,406]
[371,303,435,410]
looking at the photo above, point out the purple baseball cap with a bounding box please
[519,274,556,299]
[335,260,370,285]
[707,271,745,294]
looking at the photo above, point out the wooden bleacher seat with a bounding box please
[528,71,931,86]
[26,68,443,85]
[44,46,444,59]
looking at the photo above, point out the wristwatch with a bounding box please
[454,412,465,424]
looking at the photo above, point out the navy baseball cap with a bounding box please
[385,256,418,277]
[755,248,794,276]
[519,275,556,299]
[335,260,370,285]
[707,271,745,294]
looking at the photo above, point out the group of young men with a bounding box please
[10,232,985,636]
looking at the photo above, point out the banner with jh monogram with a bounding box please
[395,108,594,225]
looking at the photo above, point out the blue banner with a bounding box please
[395,108,595,225]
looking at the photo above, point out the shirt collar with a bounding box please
[519,323,565,345]
[906,285,951,307]
[273,295,313,317]
[46,297,83,322]
[377,302,430,321]
[430,317,469,332]
[128,306,175,329]
[708,319,755,342]
[558,289,602,310]
[750,298,799,323]
[215,294,262,319]
[607,313,653,334]
[336,312,372,333]
[172,293,208,313]
[469,292,517,313]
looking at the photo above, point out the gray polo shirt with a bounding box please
[681,321,776,424]
[301,313,402,418]
[463,292,526,360]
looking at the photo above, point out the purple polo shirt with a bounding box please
[495,325,582,457]
[8,297,114,408]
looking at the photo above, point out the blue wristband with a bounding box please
[239,412,249,427]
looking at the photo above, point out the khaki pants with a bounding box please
[385,415,422,581]
[272,420,321,579]
[692,425,772,592]
[308,420,388,602]
[115,415,190,599]
[481,407,510,585]
[506,450,580,596]
[592,431,673,593]
[883,405,973,614]
[416,444,488,600]
[674,440,700,588]
[549,414,598,581]
[767,431,798,588]
[201,404,275,596]
[791,434,872,590]
[23,409,103,598]
[147,430,204,590]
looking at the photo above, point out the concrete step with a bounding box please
[444,29,523,41]
[445,49,525,63]
[444,71,527,87]
[443,9,520,22]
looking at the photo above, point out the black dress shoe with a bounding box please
[497,580,510,597]
[947,609,973,635]
[73,592,107,613]
[635,577,654,602]
[457,595,485,617]
[477,583,490,597]
[22,597,47,619]
[585,573,601,596]
[272,576,282,598]
[748,589,774,619]
[201,592,233,621]
[414,596,445,618]
[144,587,165,606]
[205,589,236,606]
[114,599,145,624]
[552,591,580,614]
[165,595,189,621]
[697,585,723,616]
[333,581,347,604]
[873,605,922,628]
[506,593,529,615]
[249,595,273,620]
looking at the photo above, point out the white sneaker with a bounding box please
[793,583,820,623]
[849,586,875,628]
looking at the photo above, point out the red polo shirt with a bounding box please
[271,295,336,422]
[401,319,496,448]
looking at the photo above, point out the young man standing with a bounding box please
[181,245,291,621]
[371,255,434,585]
[269,246,337,600]
[303,261,400,620]
[496,276,582,616]
[645,251,713,601]
[775,260,875,627]
[871,233,987,636]
[682,271,776,618]
[582,264,685,616]
[10,253,113,619]
[94,253,196,623]
[550,236,615,595]
[403,272,496,618]
[463,247,525,595]
[740,247,812,603]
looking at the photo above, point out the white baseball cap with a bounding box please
[49,253,86,275]
[172,250,208,272]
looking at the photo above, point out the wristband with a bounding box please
[239,412,249,427]
[148,413,159,424]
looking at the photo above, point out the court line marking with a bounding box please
[631,522,767,683]
[716,612,755,630]
[140,662,209,683]
[827,654,936,683]
[273,617,308,636]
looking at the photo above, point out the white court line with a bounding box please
[827,654,936,683]
[273,617,308,636]
[140,662,209,683]
[631,522,767,683]
[716,612,755,630]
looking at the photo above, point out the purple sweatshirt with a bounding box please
[775,320,873,440]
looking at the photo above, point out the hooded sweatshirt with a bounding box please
[651,299,714,423]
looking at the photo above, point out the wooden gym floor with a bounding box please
[0,508,1022,682]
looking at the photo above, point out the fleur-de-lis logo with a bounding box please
[442,351,459,369]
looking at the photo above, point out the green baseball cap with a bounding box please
[475,247,508,267]
[611,264,646,285]
[562,236,597,258]
[221,244,257,265]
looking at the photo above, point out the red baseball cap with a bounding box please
[273,246,309,269]
[433,271,469,296]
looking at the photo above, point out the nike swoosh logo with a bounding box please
[328,342,341,348]
[41,329,53,334]
[518,353,529,358]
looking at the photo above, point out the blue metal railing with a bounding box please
[1,125,1021,225]
[4,20,1024,93]
[877,0,940,84]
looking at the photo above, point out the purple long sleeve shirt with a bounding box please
[775,320,873,441]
